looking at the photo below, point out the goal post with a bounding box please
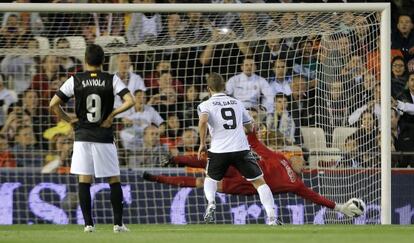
[0,2,391,225]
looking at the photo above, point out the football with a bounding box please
[350,198,366,216]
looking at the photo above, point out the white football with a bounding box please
[349,198,366,216]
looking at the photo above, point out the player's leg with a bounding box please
[164,154,207,168]
[71,142,96,231]
[250,177,279,225]
[92,143,128,232]
[108,175,129,232]
[233,150,277,225]
[143,172,204,187]
[78,175,94,231]
[203,152,230,223]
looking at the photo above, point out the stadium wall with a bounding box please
[0,169,412,225]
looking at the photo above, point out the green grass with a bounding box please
[0,225,413,243]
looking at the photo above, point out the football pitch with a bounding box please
[0,225,413,243]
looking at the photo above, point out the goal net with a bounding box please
[0,3,388,225]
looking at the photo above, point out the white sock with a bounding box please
[204,177,217,205]
[257,184,276,219]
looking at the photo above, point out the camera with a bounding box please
[160,95,167,101]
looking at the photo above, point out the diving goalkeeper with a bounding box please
[143,130,363,218]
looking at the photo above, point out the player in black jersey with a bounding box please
[49,44,135,233]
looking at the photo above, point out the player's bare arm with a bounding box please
[198,113,209,160]
[49,95,78,125]
[101,92,135,128]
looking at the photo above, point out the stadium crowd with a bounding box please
[0,0,414,171]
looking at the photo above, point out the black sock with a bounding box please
[78,183,93,226]
[110,182,124,226]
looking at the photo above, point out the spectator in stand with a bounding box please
[391,108,402,167]
[199,29,253,80]
[355,110,379,168]
[349,83,381,126]
[226,57,274,113]
[161,113,182,156]
[45,0,82,39]
[268,58,292,96]
[126,0,162,46]
[392,14,414,61]
[119,89,164,154]
[394,72,414,167]
[209,0,240,31]
[349,71,377,115]
[265,93,295,145]
[0,37,38,94]
[31,55,64,102]
[159,13,184,48]
[0,73,18,128]
[145,60,184,96]
[12,125,41,167]
[292,39,317,82]
[391,56,408,98]
[88,6,124,37]
[41,121,73,174]
[54,37,83,75]
[127,124,169,168]
[81,23,98,44]
[0,13,27,48]
[113,53,146,112]
[180,12,211,41]
[178,128,199,156]
[169,12,212,85]
[267,12,297,49]
[148,87,183,120]
[317,81,350,145]
[336,133,360,168]
[366,38,380,81]
[22,89,50,149]
[254,37,288,79]
[183,84,201,128]
[0,133,16,167]
[289,75,307,141]
[319,34,351,82]
[342,54,366,85]
[0,107,32,147]
[157,73,184,99]
[2,1,44,36]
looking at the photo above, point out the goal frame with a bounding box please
[0,2,391,224]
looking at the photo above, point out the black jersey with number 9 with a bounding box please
[57,71,129,143]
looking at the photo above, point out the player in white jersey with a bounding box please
[197,73,278,225]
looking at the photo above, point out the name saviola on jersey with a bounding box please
[82,79,105,88]
[212,100,237,106]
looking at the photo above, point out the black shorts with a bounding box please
[206,150,263,181]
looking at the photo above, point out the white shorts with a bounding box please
[71,142,120,178]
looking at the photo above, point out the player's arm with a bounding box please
[101,75,135,128]
[198,113,209,160]
[49,76,77,124]
[110,92,135,118]
[49,95,76,124]
[294,182,362,217]
[101,92,135,128]
[247,130,273,161]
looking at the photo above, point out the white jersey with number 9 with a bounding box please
[197,93,252,153]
